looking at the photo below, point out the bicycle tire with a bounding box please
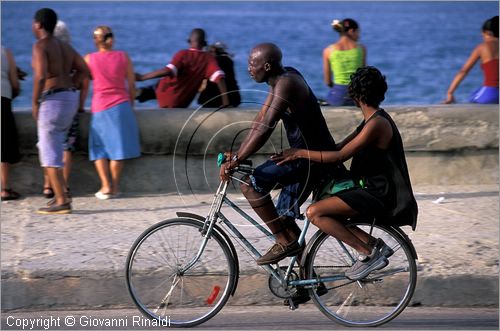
[305,222,417,327]
[126,218,237,327]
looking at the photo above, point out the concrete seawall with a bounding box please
[11,104,498,194]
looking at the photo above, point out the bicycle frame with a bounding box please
[181,179,354,290]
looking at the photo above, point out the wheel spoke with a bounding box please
[127,219,235,327]
[154,274,180,315]
[306,223,417,327]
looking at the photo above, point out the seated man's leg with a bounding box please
[136,82,159,103]
[241,159,310,265]
[275,181,309,242]
[240,159,288,244]
[240,178,284,239]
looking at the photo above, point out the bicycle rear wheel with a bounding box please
[126,218,236,327]
[305,223,417,327]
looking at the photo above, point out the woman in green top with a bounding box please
[323,18,366,106]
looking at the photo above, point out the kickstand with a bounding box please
[287,297,298,310]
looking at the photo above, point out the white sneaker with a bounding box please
[345,244,389,280]
[95,191,112,200]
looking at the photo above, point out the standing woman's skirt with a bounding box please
[89,101,141,161]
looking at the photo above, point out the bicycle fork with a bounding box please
[178,181,229,274]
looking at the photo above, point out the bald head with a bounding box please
[251,43,282,67]
[189,28,207,48]
[248,43,284,83]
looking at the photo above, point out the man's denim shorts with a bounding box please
[250,158,317,219]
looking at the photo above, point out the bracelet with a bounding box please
[227,154,238,170]
[320,151,323,163]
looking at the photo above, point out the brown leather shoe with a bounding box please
[47,190,72,206]
[37,202,72,215]
[256,241,303,265]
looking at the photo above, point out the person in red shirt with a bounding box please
[136,28,230,108]
[444,16,498,104]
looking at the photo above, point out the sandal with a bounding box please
[43,187,54,199]
[1,189,20,201]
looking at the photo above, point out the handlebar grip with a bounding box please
[216,152,252,167]
[217,153,225,168]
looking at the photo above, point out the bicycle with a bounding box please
[126,155,418,328]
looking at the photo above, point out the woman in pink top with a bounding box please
[444,16,498,104]
[82,26,140,199]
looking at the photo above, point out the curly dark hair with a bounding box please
[348,66,388,108]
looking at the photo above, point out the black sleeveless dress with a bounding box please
[336,109,418,229]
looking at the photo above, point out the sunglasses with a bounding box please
[103,32,113,41]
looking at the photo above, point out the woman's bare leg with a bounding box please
[109,160,124,195]
[306,196,372,256]
[94,159,112,193]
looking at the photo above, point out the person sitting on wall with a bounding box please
[198,42,241,108]
[135,28,230,108]
[444,16,498,104]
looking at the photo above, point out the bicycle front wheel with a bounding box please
[305,223,417,327]
[126,218,237,327]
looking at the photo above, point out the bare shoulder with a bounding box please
[33,39,45,51]
[482,40,499,56]
[323,44,335,56]
[473,43,486,55]
[370,115,393,140]
[275,71,306,95]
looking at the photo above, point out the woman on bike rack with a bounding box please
[272,66,418,281]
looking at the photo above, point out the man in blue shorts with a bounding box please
[32,8,89,214]
[220,43,346,265]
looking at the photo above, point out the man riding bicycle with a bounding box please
[219,43,346,266]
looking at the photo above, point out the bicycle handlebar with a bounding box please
[217,152,254,178]
[216,152,253,167]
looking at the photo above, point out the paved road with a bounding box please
[1,185,498,312]
[1,307,498,330]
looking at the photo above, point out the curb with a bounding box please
[2,271,498,311]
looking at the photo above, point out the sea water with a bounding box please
[1,1,497,108]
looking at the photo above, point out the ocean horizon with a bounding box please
[1,1,497,108]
